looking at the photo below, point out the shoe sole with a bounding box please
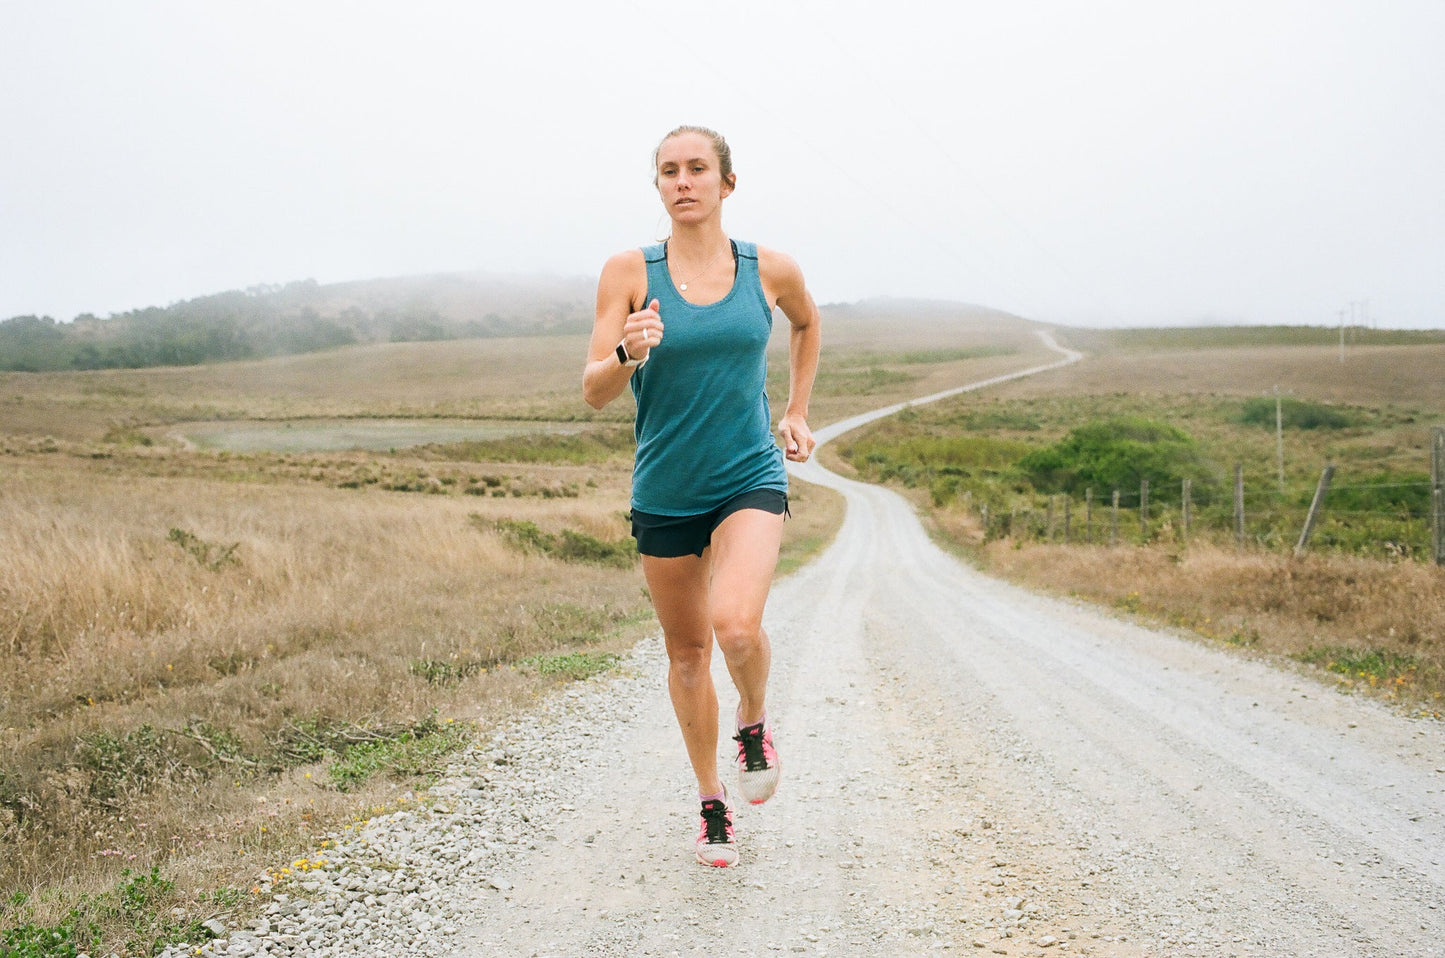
[738,765,779,805]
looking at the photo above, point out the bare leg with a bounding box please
[708,508,785,729]
[641,507,785,795]
[643,551,725,796]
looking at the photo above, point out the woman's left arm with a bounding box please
[760,248,821,463]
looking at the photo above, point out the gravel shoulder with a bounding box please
[166,336,1444,958]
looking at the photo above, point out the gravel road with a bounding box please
[168,335,1444,958]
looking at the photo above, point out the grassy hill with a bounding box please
[0,273,596,372]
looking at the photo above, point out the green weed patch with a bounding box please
[0,868,214,958]
[520,651,621,681]
[1296,647,1418,681]
[1,913,96,958]
[326,717,472,792]
[479,517,635,568]
[167,528,239,571]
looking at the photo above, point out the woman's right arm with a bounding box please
[582,250,662,410]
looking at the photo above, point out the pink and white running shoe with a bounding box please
[733,720,780,805]
[695,794,738,867]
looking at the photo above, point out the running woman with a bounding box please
[583,125,821,867]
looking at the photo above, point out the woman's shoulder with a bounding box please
[753,244,804,285]
[602,247,647,271]
[597,249,649,312]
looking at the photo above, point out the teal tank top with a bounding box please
[629,239,788,515]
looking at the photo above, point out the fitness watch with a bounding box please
[616,340,648,368]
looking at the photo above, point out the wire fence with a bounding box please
[974,459,1445,565]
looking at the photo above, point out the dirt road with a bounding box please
[451,333,1441,957]
[254,334,1441,958]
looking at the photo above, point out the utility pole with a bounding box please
[1275,386,1286,493]
[1234,464,1245,547]
[1432,427,1444,566]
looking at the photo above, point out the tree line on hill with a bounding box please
[0,275,594,372]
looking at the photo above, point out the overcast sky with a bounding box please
[3,1,1442,328]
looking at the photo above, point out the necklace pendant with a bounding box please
[679,283,688,291]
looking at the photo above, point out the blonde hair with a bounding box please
[652,125,735,188]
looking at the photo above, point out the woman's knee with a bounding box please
[667,640,712,682]
[712,614,763,657]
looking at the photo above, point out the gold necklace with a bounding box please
[669,241,727,292]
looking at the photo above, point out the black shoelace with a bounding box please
[734,724,769,772]
[700,800,731,844]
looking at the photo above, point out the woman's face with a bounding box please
[655,132,733,223]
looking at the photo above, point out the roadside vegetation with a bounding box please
[833,345,1445,714]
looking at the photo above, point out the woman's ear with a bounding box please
[721,173,737,197]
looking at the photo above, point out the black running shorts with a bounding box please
[630,487,789,558]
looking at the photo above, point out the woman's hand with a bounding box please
[778,414,815,463]
[622,298,664,360]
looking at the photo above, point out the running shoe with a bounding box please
[733,719,780,805]
[695,794,738,867]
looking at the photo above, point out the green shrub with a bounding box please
[1015,416,1217,499]
[1238,397,1356,430]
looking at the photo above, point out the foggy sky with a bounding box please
[3,0,1442,328]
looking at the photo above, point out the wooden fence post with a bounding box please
[1046,497,1056,541]
[1182,478,1192,539]
[1140,478,1150,538]
[1275,387,1286,493]
[1234,464,1244,547]
[1063,496,1072,543]
[1294,464,1335,557]
[1085,488,1094,543]
[1111,489,1120,545]
[1432,427,1444,565]
[981,503,990,539]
